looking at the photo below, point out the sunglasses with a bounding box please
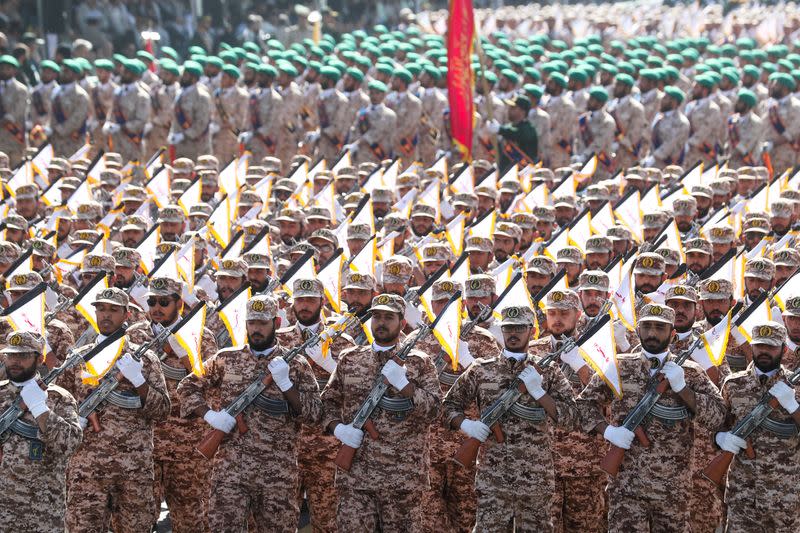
[147,297,175,308]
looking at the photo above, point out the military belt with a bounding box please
[760,417,799,438]
[434,353,461,386]
[251,394,290,417]
[378,396,414,416]
[649,402,689,425]
[106,390,143,409]
[10,419,39,440]
[161,362,188,381]
[508,402,547,423]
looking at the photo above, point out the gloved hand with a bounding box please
[116,354,146,387]
[78,416,88,431]
[168,131,185,145]
[486,119,500,134]
[101,122,114,134]
[661,361,686,393]
[334,423,364,448]
[763,141,774,153]
[715,431,747,454]
[613,321,631,351]
[143,122,153,137]
[457,340,474,366]
[268,357,293,392]
[306,342,336,373]
[381,359,410,391]
[603,425,635,449]
[42,126,53,138]
[519,366,545,400]
[306,131,320,143]
[20,381,49,418]
[203,409,236,432]
[108,122,122,134]
[209,122,220,135]
[459,419,491,442]
[641,155,656,167]
[237,131,252,144]
[769,381,800,414]
[560,345,585,372]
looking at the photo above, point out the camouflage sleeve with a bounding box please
[406,352,443,423]
[544,365,580,431]
[140,350,171,421]
[185,92,211,139]
[47,321,75,367]
[176,352,226,418]
[686,363,726,431]
[290,356,322,424]
[576,370,615,433]
[200,327,219,360]
[42,387,83,458]
[443,363,480,428]
[320,347,350,430]
[718,377,735,431]
[125,91,150,133]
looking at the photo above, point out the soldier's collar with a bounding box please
[786,337,799,353]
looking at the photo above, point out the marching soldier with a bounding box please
[103,59,150,165]
[30,59,60,135]
[496,94,538,171]
[473,71,506,162]
[542,72,577,169]
[177,294,322,531]
[341,67,370,134]
[609,73,647,172]
[144,60,180,157]
[386,67,422,163]
[646,86,690,168]
[684,76,722,169]
[728,89,765,169]
[0,331,82,532]
[241,64,283,163]
[0,54,28,166]
[576,87,616,180]
[306,66,349,161]
[418,65,447,165]
[763,73,800,176]
[88,59,116,149]
[210,64,249,164]
[169,61,212,162]
[344,80,397,165]
[638,69,663,125]
[524,84,552,165]
[275,62,304,165]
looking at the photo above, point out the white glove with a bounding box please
[661,361,686,393]
[560,345,585,372]
[43,125,53,138]
[344,141,359,153]
[641,155,656,167]
[104,122,121,134]
[457,340,474,366]
[305,342,337,373]
[116,353,146,388]
[519,366,546,400]
[306,131,320,143]
[763,141,774,153]
[86,118,97,131]
[143,122,153,137]
[715,431,747,454]
[268,357,293,392]
[209,122,220,135]
[486,119,500,134]
[333,422,364,448]
[78,416,88,431]
[769,381,800,414]
[203,409,237,432]
[20,381,49,418]
[613,321,631,351]
[381,359,410,391]
[168,131,185,145]
[237,131,252,144]
[459,419,491,442]
[603,424,635,449]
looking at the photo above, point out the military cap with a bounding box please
[624,172,645,183]
[14,183,38,200]
[638,303,675,325]
[494,222,522,241]
[246,295,278,321]
[770,72,796,91]
[545,289,580,310]
[781,189,800,202]
[382,256,413,284]
[699,279,733,300]
[188,203,213,218]
[75,201,103,221]
[147,277,183,297]
[99,169,122,187]
[160,61,180,76]
[745,258,776,281]
[578,270,609,292]
[665,285,697,303]
[498,179,521,195]
[750,321,787,347]
[395,173,419,188]
[633,253,665,276]
[346,223,371,241]
[463,236,492,254]
[663,86,685,104]
[156,242,179,257]
[112,247,141,269]
[92,287,129,308]
[672,196,697,216]
[588,86,609,104]
[410,204,436,219]
[158,205,186,224]
[171,158,194,175]
[684,238,712,255]
[120,186,147,203]
[500,305,535,326]
[642,211,670,229]
[41,59,62,73]
[771,200,794,217]
[1,329,46,356]
[275,207,306,224]
[216,258,248,278]
[774,249,800,267]
[737,89,757,109]
[606,225,633,242]
[70,230,102,247]
[464,274,495,298]
[272,178,296,194]
[556,246,584,264]
[370,293,406,315]
[198,170,218,186]
[343,271,376,291]
[526,255,556,276]
[58,177,82,191]
[707,225,735,244]
[292,278,324,299]
[420,242,453,263]
[305,206,332,221]
[531,168,555,183]
[308,228,339,248]
[655,248,680,266]
[382,213,408,233]
[29,238,55,258]
[367,79,388,93]
[428,279,460,301]
[371,187,394,204]
[238,190,262,208]
[81,253,115,274]
[708,178,731,196]
[782,296,800,317]
[120,215,149,233]
[585,184,610,202]
[532,205,556,223]
[241,252,269,269]
[452,193,478,210]
[6,271,43,291]
[742,217,771,234]
[585,236,612,254]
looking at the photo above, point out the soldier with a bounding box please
[177,294,322,531]
[576,87,616,180]
[542,72,577,168]
[473,71,506,162]
[496,94,538,171]
[523,84,552,165]
[0,331,82,532]
[577,303,726,532]
[716,320,800,532]
[144,60,180,157]
[578,270,611,319]
[88,59,116,149]
[103,59,150,165]
[49,59,89,159]
[646,86,690,168]
[169,61,212,161]
[241,64,283,162]
[386,66,422,163]
[210,64,249,164]
[684,76,723,169]
[275,61,304,165]
[30,59,60,135]
[609,73,647,172]
[58,288,170,533]
[418,64,448,165]
[638,69,664,125]
[728,89,765,169]
[764,73,800,176]
[341,67,370,133]
[306,66,349,161]
[127,277,218,533]
[344,80,397,165]
[322,293,442,531]
[0,55,28,167]
[444,304,578,531]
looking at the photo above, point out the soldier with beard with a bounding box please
[782,297,800,371]
[466,236,494,275]
[741,218,771,253]
[672,197,698,235]
[112,248,143,290]
[584,236,613,271]
[492,222,521,265]
[770,200,795,239]
[243,253,272,295]
[205,258,249,348]
[158,205,188,243]
[773,249,800,289]
[168,61,212,161]
[380,256,414,297]
[578,270,610,320]
[464,274,503,345]
[341,272,377,345]
[685,238,713,275]
[274,208,306,253]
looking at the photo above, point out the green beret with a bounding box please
[779,59,795,71]
[308,60,322,73]
[376,63,393,76]
[792,70,800,81]
[219,50,237,63]
[160,61,180,77]
[257,64,278,77]
[762,62,778,74]
[664,86,685,104]
[355,55,372,68]
[191,55,207,66]
[368,79,388,93]
[206,56,224,69]
[161,47,178,61]
[600,63,618,75]
[41,59,61,73]
[188,46,206,56]
[721,68,740,83]
[737,89,757,109]
[770,72,796,91]
[742,64,761,78]
[136,50,155,63]
[0,55,21,69]
[182,60,203,78]
[550,71,568,88]
[423,64,441,80]
[62,58,82,74]
[568,68,587,82]
[615,73,635,86]
[617,61,635,75]
[481,70,497,84]
[524,67,541,81]
[522,83,543,100]
[276,61,298,77]
[221,64,240,79]
[588,86,609,103]
[501,69,520,84]
[346,67,364,82]
[393,67,412,84]
[320,65,340,81]
[695,75,715,89]
[405,63,421,76]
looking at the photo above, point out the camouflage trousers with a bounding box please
[726,500,800,533]
[422,453,477,532]
[336,488,425,533]
[154,456,211,533]
[66,465,156,533]
[209,478,299,533]
[474,489,554,532]
[691,428,724,533]
[144,125,169,159]
[552,474,607,533]
[296,437,337,533]
[0,474,67,533]
[608,488,690,533]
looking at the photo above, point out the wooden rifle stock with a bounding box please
[599,427,650,476]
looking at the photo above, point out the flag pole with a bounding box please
[472,23,502,166]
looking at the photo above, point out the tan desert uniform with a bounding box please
[31,79,57,130]
[50,81,90,159]
[248,86,284,161]
[315,87,350,160]
[386,89,423,162]
[685,96,722,168]
[171,82,212,161]
[542,93,577,168]
[728,109,765,169]
[276,81,304,164]
[0,74,29,166]
[89,79,116,148]
[348,102,397,165]
[764,95,800,175]
[145,79,178,156]
[211,85,249,164]
[107,82,151,164]
[609,94,647,170]
[418,86,448,164]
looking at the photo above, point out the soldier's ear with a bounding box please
[273,316,281,330]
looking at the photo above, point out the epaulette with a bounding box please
[473,356,498,366]
[275,325,297,335]
[46,383,74,401]
[721,369,750,387]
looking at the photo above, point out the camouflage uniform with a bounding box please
[176,342,322,532]
[50,82,89,159]
[651,108,691,167]
[89,79,116,148]
[418,86,448,164]
[609,94,647,171]
[276,81,303,164]
[211,85,249,164]
[348,102,397,165]
[31,79,57,130]
[171,82,212,161]
[764,95,800,176]
[315,87,350,161]
[542,93,577,168]
[640,88,663,125]
[728,109,765,169]
[247,85,283,162]
[577,107,616,180]
[685,97,722,168]
[145,79,177,156]
[386,89,423,162]
[0,74,28,166]
[107,82,151,164]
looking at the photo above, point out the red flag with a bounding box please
[447,0,475,161]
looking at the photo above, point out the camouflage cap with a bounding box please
[552,195,577,209]
[654,248,681,266]
[112,247,141,268]
[464,274,495,298]
[7,271,43,291]
[29,238,55,258]
[498,179,521,194]
[494,222,522,241]
[708,178,731,195]
[170,178,191,194]
[742,217,770,234]
[396,172,420,188]
[92,287,129,307]
[293,278,324,298]
[500,305,535,326]
[4,214,27,230]
[100,169,122,186]
[783,296,800,317]
[14,183,38,200]
[690,185,713,199]
[47,157,70,173]
[557,246,584,264]
[305,206,332,221]
[532,205,556,222]
[343,271,376,291]
[70,229,101,247]
[546,289,580,310]
[81,252,115,273]
[774,248,800,267]
[347,223,372,241]
[370,293,406,315]
[750,321,786,347]
[410,204,436,218]
[0,241,20,264]
[510,212,536,230]
[308,228,338,247]
[642,211,670,229]
[638,303,675,325]
[120,186,147,203]
[382,255,413,284]
[216,257,248,278]
[158,205,186,223]
[383,213,408,233]
[1,331,45,355]
[342,192,363,210]
[685,238,712,255]
[156,242,179,257]
[420,242,453,263]
[188,203,213,218]
[531,167,555,182]
[431,279,462,301]
[246,295,278,321]
[242,252,270,269]
[474,185,498,200]
[452,193,478,209]
[665,285,697,303]
[171,157,194,174]
[262,157,282,173]
[672,196,697,216]
[238,190,262,207]
[606,225,633,241]
[707,225,735,244]
[699,279,733,300]
[744,257,775,280]
[780,189,800,202]
[585,184,610,202]
[75,201,102,221]
[198,170,219,185]
[196,154,219,171]
[313,170,333,183]
[633,253,665,276]
[465,236,493,253]
[770,200,794,218]
[585,236,612,254]
[272,178,296,193]
[371,187,394,203]
[120,215,149,232]
[147,276,183,297]
[526,255,556,276]
[578,270,609,292]
[58,177,82,191]
[275,207,306,224]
